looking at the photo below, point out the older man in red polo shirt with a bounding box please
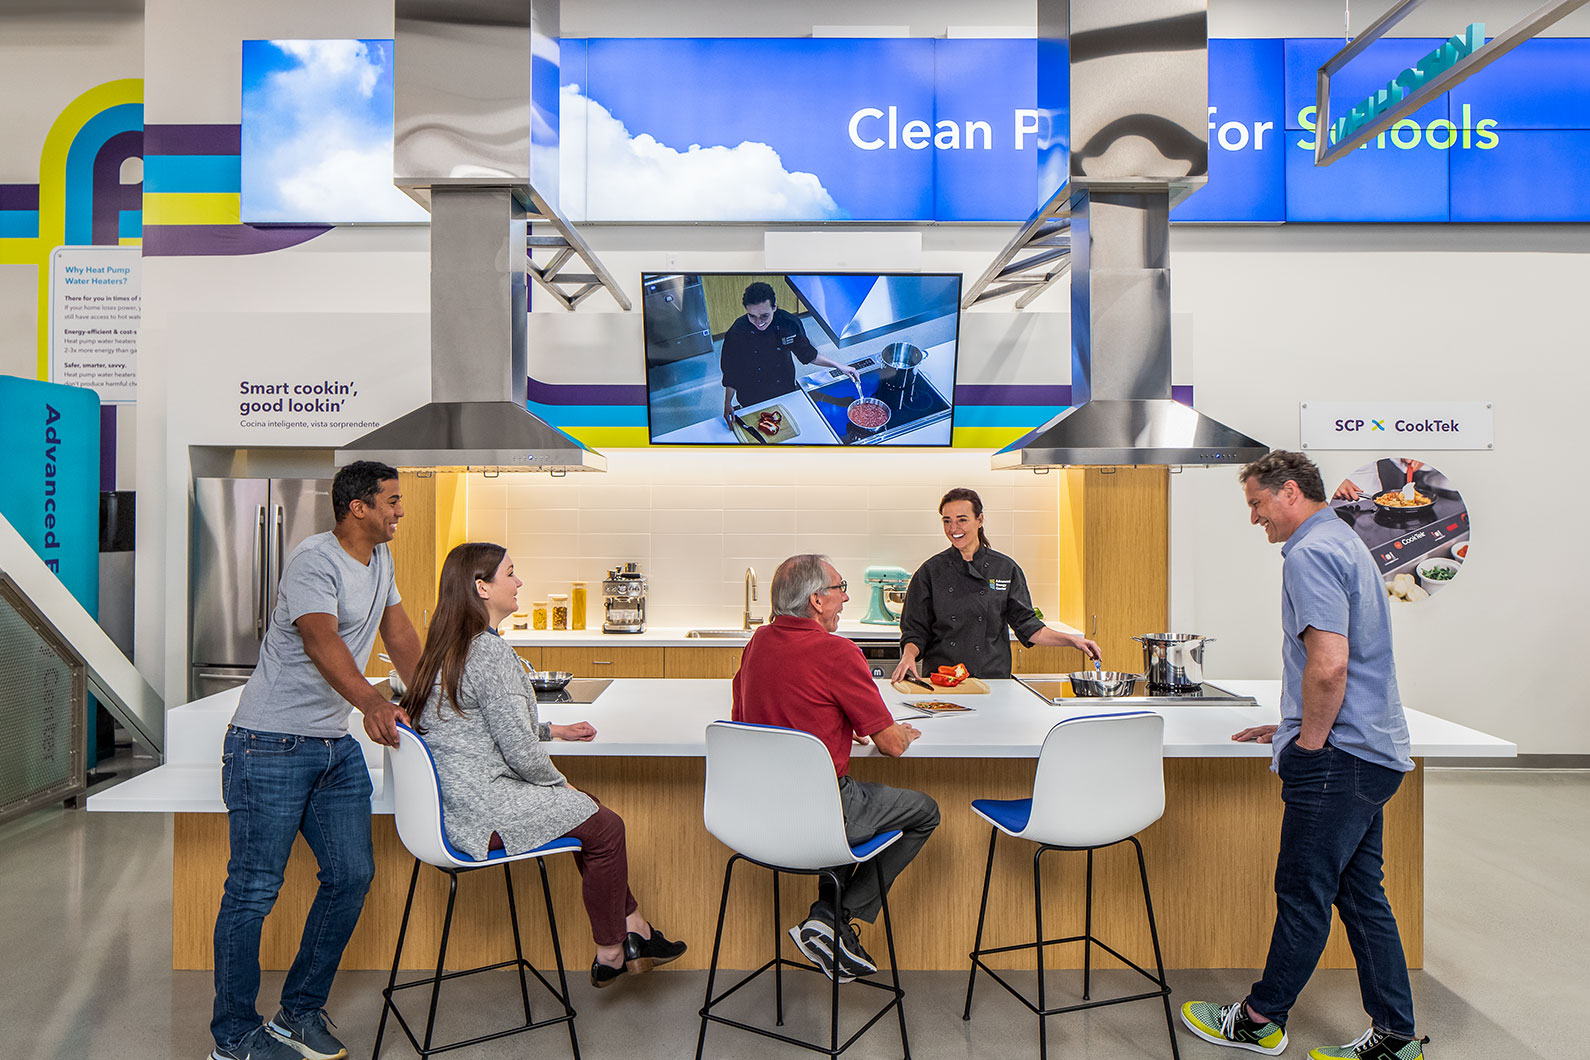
[731,553,940,983]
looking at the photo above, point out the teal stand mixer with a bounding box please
[862,565,912,625]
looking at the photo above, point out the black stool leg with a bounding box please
[1034,847,1048,1060]
[421,870,460,1056]
[695,855,739,1060]
[826,869,844,1059]
[504,862,533,1025]
[1131,836,1181,1060]
[1083,848,1095,1002]
[877,860,911,1060]
[962,827,999,1020]
[772,869,785,1026]
[536,857,580,1060]
[372,858,422,1060]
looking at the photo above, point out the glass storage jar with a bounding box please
[549,593,570,631]
[531,600,549,630]
[570,581,587,630]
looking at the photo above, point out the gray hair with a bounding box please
[770,554,833,618]
[1239,449,1326,503]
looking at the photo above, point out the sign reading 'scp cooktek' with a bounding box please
[1299,402,1494,451]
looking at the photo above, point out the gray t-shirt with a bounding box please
[231,531,401,738]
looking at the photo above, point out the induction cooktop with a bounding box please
[1016,674,1257,708]
[1330,495,1469,575]
[534,678,612,704]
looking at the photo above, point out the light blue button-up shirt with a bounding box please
[1274,507,1413,773]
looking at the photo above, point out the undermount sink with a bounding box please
[686,629,754,639]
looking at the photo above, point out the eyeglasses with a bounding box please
[821,581,847,594]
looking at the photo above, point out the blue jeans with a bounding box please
[211,726,375,1050]
[1247,741,1415,1038]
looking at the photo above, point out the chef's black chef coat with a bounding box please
[898,546,1047,680]
[719,308,820,407]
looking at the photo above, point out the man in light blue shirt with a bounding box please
[1181,451,1426,1060]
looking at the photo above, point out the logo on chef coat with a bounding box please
[988,578,1011,591]
[780,335,795,345]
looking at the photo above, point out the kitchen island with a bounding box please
[90,677,1512,973]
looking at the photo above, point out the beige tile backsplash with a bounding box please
[470,449,1063,629]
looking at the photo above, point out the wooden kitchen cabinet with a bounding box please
[664,646,745,679]
[1011,643,1089,674]
[541,646,665,678]
[512,647,543,669]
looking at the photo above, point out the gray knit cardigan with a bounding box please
[415,632,597,860]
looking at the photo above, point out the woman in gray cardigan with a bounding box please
[399,542,685,988]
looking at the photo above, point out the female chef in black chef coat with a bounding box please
[891,488,1100,682]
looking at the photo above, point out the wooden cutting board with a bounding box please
[731,404,800,444]
[891,677,990,695]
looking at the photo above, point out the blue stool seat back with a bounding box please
[704,720,865,870]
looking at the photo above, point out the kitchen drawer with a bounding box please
[664,646,746,679]
[513,647,543,669]
[542,646,665,678]
[1012,644,1089,674]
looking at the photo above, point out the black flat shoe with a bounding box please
[590,957,627,989]
[623,928,688,974]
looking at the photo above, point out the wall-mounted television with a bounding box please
[641,272,961,446]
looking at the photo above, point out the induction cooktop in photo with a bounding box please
[800,355,952,445]
[1330,494,1469,575]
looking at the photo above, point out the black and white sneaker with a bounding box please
[833,919,878,977]
[211,1026,301,1060]
[265,1009,347,1060]
[789,918,855,983]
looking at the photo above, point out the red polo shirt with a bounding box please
[731,615,895,778]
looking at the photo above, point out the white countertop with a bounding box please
[87,677,1516,815]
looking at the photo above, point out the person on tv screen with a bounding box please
[720,281,860,428]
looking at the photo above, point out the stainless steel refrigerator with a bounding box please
[189,477,333,700]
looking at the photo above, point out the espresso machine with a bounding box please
[862,565,912,625]
[602,562,648,633]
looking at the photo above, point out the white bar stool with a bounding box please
[962,711,1180,1060]
[373,720,581,1060]
[696,720,910,1060]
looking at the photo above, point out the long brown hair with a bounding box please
[939,487,991,550]
[399,542,506,731]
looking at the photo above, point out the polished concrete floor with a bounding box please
[4,769,1583,1059]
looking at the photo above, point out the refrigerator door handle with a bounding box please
[254,505,267,639]
[268,504,286,629]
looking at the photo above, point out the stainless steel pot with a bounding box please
[846,396,891,433]
[530,670,574,692]
[1065,671,1142,697]
[881,341,927,370]
[1132,633,1215,690]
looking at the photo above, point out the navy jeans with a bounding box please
[1247,741,1415,1039]
[212,726,376,1050]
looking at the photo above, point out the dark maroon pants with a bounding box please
[563,803,639,946]
[488,800,638,946]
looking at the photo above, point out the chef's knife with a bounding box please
[731,409,769,444]
[901,673,935,690]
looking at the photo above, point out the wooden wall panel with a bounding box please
[365,471,439,678]
[173,759,1422,973]
[703,275,803,337]
[1080,467,1169,670]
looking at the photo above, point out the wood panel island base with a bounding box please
[118,677,1512,973]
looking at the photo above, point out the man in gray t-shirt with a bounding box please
[1181,451,1426,1060]
[210,461,421,1060]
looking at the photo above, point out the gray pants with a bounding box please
[813,776,940,924]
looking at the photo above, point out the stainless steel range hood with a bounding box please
[992,0,1267,470]
[338,0,605,473]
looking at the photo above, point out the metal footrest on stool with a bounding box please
[963,834,1180,1060]
[696,854,911,1060]
[373,857,580,1060]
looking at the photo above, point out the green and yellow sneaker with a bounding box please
[1180,1000,1288,1055]
[1309,1027,1429,1059]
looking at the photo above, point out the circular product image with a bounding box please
[847,397,890,431]
[1327,456,1470,604]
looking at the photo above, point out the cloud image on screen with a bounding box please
[241,39,428,224]
[558,84,843,222]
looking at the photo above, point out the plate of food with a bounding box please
[900,699,978,715]
[1372,488,1434,514]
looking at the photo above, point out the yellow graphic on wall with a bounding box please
[0,79,144,379]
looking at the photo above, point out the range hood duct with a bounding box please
[338,0,604,473]
[993,0,1267,469]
